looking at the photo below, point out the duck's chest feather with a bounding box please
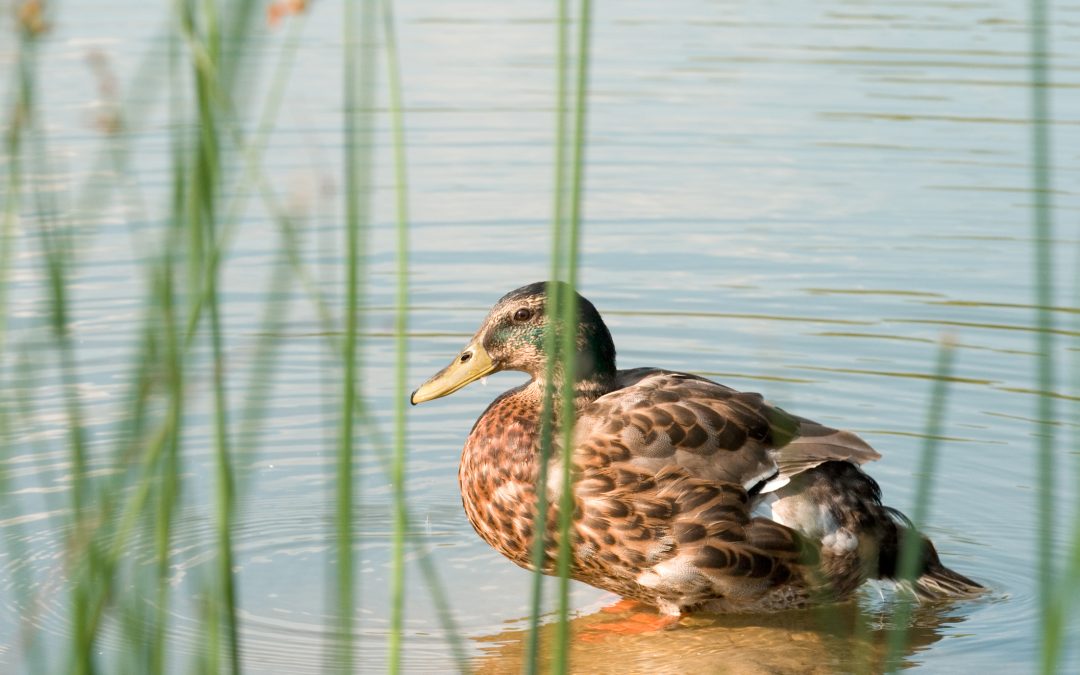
[458,388,550,568]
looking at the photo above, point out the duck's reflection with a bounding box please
[472,593,971,674]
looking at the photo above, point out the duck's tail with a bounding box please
[877,508,985,600]
[769,461,984,600]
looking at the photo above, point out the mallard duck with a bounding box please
[411,282,982,615]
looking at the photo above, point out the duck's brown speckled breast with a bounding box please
[458,386,551,570]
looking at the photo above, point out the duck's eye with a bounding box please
[513,307,533,322]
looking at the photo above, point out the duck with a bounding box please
[410,281,983,616]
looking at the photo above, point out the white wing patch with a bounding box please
[770,494,858,554]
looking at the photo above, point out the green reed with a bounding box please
[191,3,242,670]
[524,0,571,669]
[152,178,182,675]
[1060,253,1080,667]
[1061,285,1080,669]
[1025,0,1071,672]
[380,0,410,670]
[338,0,365,669]
[524,2,593,674]
[553,1,593,672]
[1028,0,1056,626]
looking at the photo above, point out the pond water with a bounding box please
[2,0,1080,672]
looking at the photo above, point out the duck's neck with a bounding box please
[527,370,617,415]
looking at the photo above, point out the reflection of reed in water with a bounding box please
[472,594,970,674]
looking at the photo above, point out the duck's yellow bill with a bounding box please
[410,340,496,405]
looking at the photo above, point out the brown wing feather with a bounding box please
[575,369,882,489]
[575,370,792,489]
[774,414,882,480]
[572,463,819,612]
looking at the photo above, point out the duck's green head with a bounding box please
[410,281,616,405]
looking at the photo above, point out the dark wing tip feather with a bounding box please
[776,416,882,480]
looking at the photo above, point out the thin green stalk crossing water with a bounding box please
[1025,1,1065,672]
[381,0,411,670]
[524,2,594,673]
[337,1,377,670]
[524,0,572,669]
[553,2,593,672]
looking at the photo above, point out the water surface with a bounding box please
[1,0,1079,672]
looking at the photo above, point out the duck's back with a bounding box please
[575,368,880,489]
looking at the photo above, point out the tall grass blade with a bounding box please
[337,0,377,670]
[1055,233,1080,669]
[1025,0,1062,671]
[523,3,594,672]
[339,0,360,667]
[1053,217,1080,666]
[380,0,410,670]
[183,2,245,671]
[152,255,183,675]
[553,1,593,672]
[525,1,573,671]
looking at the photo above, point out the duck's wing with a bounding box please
[574,463,821,612]
[574,369,880,492]
[774,413,880,481]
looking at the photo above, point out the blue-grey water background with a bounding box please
[2,0,1080,672]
